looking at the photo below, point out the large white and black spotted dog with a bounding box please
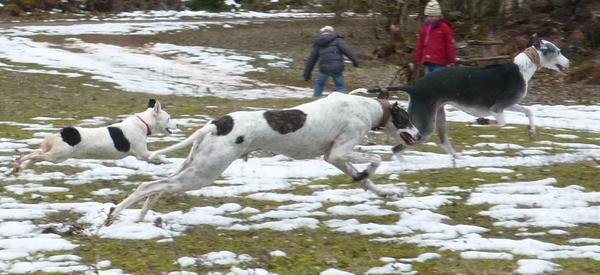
[105,92,419,225]
[10,99,177,175]
[368,34,570,157]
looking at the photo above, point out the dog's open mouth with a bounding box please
[400,132,416,145]
[556,64,568,74]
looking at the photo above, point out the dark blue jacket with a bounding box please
[303,32,359,80]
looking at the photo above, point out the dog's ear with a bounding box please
[153,100,162,114]
[148,99,156,108]
[528,33,542,50]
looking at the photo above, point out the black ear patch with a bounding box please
[107,127,131,152]
[391,104,410,129]
[60,127,81,146]
[528,33,542,50]
[148,99,156,108]
[264,109,307,135]
[211,115,234,136]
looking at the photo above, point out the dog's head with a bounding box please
[382,102,420,149]
[141,99,177,135]
[529,34,570,74]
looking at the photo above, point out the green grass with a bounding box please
[1,19,600,274]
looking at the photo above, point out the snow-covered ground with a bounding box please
[0,11,599,275]
[0,109,599,274]
[0,15,310,99]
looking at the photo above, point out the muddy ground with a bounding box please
[29,17,600,105]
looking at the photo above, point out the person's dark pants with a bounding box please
[314,72,345,98]
[424,63,446,75]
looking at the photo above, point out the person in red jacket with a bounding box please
[414,0,456,75]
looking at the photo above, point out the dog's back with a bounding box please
[412,63,526,111]
[211,93,381,160]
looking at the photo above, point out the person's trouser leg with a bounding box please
[332,73,346,93]
[314,72,329,98]
[424,63,446,75]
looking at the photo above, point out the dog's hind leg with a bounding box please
[106,178,181,225]
[10,151,46,175]
[107,143,240,225]
[137,192,163,222]
[435,106,459,158]
[506,105,535,136]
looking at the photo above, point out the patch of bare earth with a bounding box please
[31,17,600,104]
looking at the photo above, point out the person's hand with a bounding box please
[446,63,457,67]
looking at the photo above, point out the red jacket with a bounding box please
[414,20,456,66]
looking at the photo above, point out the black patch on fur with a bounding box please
[235,136,244,144]
[60,127,81,146]
[528,33,542,49]
[353,170,369,182]
[211,115,234,136]
[107,127,130,152]
[148,99,156,108]
[263,109,307,135]
[391,103,410,129]
[540,42,559,57]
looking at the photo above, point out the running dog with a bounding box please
[367,34,570,157]
[10,99,177,175]
[105,92,419,225]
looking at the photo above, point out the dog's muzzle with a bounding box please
[400,132,416,145]
[556,64,568,74]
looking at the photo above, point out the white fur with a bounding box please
[10,100,177,174]
[106,92,419,225]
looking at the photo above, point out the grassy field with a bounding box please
[1,17,600,275]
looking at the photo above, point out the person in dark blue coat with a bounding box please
[303,26,359,98]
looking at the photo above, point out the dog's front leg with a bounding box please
[135,148,169,164]
[147,151,170,164]
[435,106,459,158]
[506,105,536,137]
[325,147,393,197]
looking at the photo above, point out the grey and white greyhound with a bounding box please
[366,34,570,157]
[105,92,419,225]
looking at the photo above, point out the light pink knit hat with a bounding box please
[320,26,335,33]
[424,0,442,16]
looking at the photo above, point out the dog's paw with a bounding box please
[475,117,491,125]
[374,189,396,199]
[104,207,116,226]
[148,154,169,164]
[528,127,536,137]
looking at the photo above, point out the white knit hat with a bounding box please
[424,0,442,16]
[320,25,335,33]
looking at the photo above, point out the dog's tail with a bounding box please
[151,123,217,157]
[349,88,368,95]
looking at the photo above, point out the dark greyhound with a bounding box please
[365,35,570,157]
